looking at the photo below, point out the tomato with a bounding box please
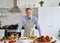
[33,40,36,43]
[51,37,53,39]
[9,40,16,43]
[4,41,6,43]
[38,40,46,42]
[13,40,16,42]
[0,38,4,41]
[40,35,45,38]
[51,42,55,43]
[46,36,49,39]
[45,36,51,41]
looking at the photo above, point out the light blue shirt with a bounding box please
[17,16,41,34]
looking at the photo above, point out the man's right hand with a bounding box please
[16,33,19,40]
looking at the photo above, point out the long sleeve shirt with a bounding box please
[16,16,41,34]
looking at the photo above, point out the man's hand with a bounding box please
[16,33,19,40]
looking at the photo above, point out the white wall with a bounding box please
[0,0,60,8]
[17,0,60,7]
[42,0,59,7]
[0,0,14,8]
[38,7,60,37]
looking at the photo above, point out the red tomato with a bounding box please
[33,40,36,43]
[45,36,51,41]
[46,36,49,39]
[0,38,4,41]
[38,40,46,42]
[40,35,45,38]
[51,42,55,43]
[9,41,16,43]
[4,41,6,43]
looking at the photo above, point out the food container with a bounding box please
[19,37,33,43]
[19,40,33,43]
[37,42,51,43]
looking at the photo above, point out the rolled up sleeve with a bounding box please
[16,18,24,32]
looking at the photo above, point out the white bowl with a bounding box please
[19,40,33,43]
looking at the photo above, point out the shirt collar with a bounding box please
[26,16,32,20]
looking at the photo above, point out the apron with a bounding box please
[23,22,35,37]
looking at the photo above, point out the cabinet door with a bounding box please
[0,30,5,38]
[38,7,53,35]
[38,7,60,36]
[52,8,60,36]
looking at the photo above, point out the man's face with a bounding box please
[26,9,32,18]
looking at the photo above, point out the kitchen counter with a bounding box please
[0,36,60,43]
[0,29,60,43]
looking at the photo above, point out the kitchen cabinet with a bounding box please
[38,7,53,36]
[38,7,60,37]
[0,30,5,38]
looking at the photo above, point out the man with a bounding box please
[16,8,41,36]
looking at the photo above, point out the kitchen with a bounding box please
[0,0,60,43]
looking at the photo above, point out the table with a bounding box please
[0,36,60,43]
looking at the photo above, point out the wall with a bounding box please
[42,0,59,7]
[0,0,14,8]
[0,0,60,8]
[0,0,59,25]
[17,0,60,7]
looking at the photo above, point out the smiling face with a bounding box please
[26,8,32,19]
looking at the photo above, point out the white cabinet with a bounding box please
[0,29,5,38]
[38,7,60,36]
